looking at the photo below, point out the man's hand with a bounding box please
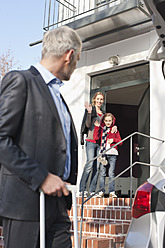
[41,173,69,197]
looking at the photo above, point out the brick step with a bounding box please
[68,197,132,224]
[69,196,131,248]
[71,230,126,248]
[77,197,131,208]
[81,236,114,248]
[71,220,129,237]
[72,235,115,248]
[69,206,131,223]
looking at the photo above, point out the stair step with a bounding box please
[72,235,114,248]
[82,237,113,248]
[68,197,132,224]
[71,220,129,236]
[77,197,131,208]
[69,197,131,248]
[71,220,129,248]
[71,234,126,248]
[69,207,131,223]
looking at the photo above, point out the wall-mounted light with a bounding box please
[108,55,120,66]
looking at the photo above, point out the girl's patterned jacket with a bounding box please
[93,114,123,151]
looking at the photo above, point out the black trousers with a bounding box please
[2,196,72,248]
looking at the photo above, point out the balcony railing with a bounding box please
[43,0,122,30]
[29,0,150,48]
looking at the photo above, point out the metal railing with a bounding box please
[43,0,121,30]
[79,131,165,247]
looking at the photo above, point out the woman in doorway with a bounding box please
[79,92,105,197]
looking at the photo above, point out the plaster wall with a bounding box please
[78,30,157,68]
[150,61,165,175]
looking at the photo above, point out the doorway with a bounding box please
[91,63,150,193]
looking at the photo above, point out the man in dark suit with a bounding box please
[0,26,82,248]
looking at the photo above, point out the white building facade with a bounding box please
[44,0,165,193]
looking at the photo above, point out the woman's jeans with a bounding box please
[99,155,117,193]
[79,141,100,193]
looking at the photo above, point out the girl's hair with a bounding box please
[92,92,105,106]
[100,113,116,127]
[42,26,82,59]
[103,113,114,123]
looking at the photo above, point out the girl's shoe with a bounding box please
[79,191,88,197]
[90,192,99,198]
[109,191,117,198]
[98,191,104,197]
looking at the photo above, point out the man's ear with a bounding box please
[65,49,74,63]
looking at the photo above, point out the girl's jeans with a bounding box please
[99,155,117,193]
[79,141,100,193]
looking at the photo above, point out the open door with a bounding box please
[137,86,150,185]
[91,63,150,195]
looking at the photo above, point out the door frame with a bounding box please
[90,63,150,194]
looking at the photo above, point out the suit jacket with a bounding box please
[0,66,78,221]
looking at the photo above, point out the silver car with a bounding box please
[124,167,165,248]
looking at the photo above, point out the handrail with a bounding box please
[79,131,165,248]
[85,131,164,166]
[82,161,163,204]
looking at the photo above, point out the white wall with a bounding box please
[78,30,157,68]
[60,66,89,185]
[150,61,165,175]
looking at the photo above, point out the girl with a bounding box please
[94,113,122,198]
